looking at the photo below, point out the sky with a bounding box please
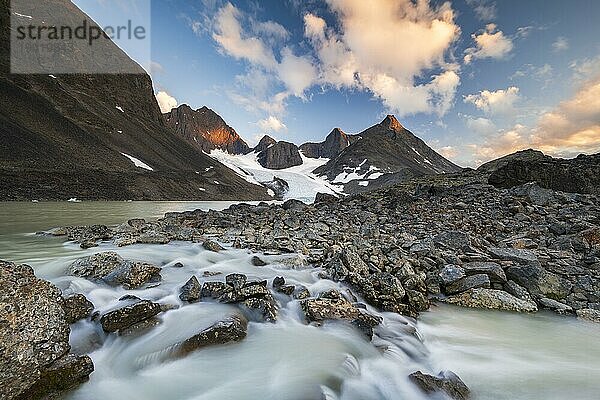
[76,0,600,167]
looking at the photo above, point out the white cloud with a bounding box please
[277,48,318,98]
[467,75,600,163]
[257,116,288,133]
[466,0,497,21]
[155,91,178,113]
[438,145,458,159]
[464,24,513,64]
[304,0,461,117]
[212,3,277,69]
[552,36,569,52]
[464,86,520,115]
[465,116,496,135]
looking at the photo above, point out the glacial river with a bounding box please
[1,201,599,400]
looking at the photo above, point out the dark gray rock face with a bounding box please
[100,300,162,333]
[257,141,303,170]
[163,105,250,155]
[68,252,162,289]
[439,265,466,286]
[409,370,471,400]
[461,262,506,283]
[253,135,277,154]
[179,276,201,303]
[260,177,289,200]
[506,264,572,300]
[300,128,352,159]
[445,274,491,295]
[487,152,600,195]
[62,294,94,324]
[0,261,93,400]
[176,314,248,356]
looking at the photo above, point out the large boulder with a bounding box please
[409,371,471,400]
[176,314,248,357]
[62,294,94,324]
[445,288,538,313]
[68,252,161,289]
[179,276,201,303]
[506,264,572,300]
[445,274,491,295]
[461,262,507,283]
[100,300,162,333]
[0,261,93,400]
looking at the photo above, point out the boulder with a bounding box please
[506,264,572,300]
[576,308,600,323]
[301,297,360,323]
[409,371,471,400]
[179,276,201,303]
[314,192,338,204]
[539,297,573,314]
[461,262,507,283]
[62,294,94,324]
[438,265,466,286]
[242,295,278,322]
[68,251,125,279]
[488,247,539,264]
[445,274,491,295]
[251,256,267,266]
[200,281,233,300]
[176,314,248,356]
[0,261,93,400]
[433,231,471,250]
[100,300,162,332]
[445,288,538,313]
[203,239,225,252]
[136,231,170,244]
[257,141,303,170]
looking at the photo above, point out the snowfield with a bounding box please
[209,150,342,202]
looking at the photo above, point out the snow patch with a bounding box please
[116,106,124,113]
[208,149,341,202]
[332,164,383,184]
[199,187,206,192]
[14,12,32,19]
[49,75,57,79]
[358,181,369,187]
[120,153,154,171]
[67,198,81,203]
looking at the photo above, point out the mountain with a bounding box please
[313,115,463,193]
[300,128,356,159]
[477,149,549,173]
[253,135,277,154]
[256,141,303,170]
[0,0,269,201]
[163,105,250,155]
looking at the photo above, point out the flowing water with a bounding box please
[1,201,599,399]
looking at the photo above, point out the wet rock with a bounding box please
[68,251,125,279]
[179,276,201,303]
[203,239,225,252]
[102,261,162,289]
[62,294,94,324]
[242,295,278,322]
[100,300,162,333]
[445,274,491,295]
[461,261,507,283]
[503,280,534,302]
[439,265,466,286]
[251,256,267,266]
[226,273,247,290]
[136,231,170,244]
[445,288,538,313]
[272,276,295,295]
[301,296,360,323]
[176,314,248,356]
[506,264,572,300]
[406,290,430,312]
[172,262,184,268]
[0,261,93,400]
[127,218,146,229]
[539,298,573,314]
[200,281,233,300]
[294,286,311,300]
[351,312,383,340]
[409,370,471,400]
[576,308,600,323]
[16,354,94,400]
[118,317,162,337]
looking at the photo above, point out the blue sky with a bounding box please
[76,0,600,167]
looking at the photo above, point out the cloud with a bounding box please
[257,116,288,133]
[467,75,600,164]
[277,48,318,98]
[464,24,513,64]
[465,116,496,135]
[304,0,461,117]
[466,0,497,21]
[212,3,277,69]
[437,145,458,159]
[464,86,520,115]
[155,91,178,113]
[552,36,569,52]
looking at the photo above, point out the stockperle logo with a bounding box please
[10,0,151,74]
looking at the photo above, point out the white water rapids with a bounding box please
[1,201,599,399]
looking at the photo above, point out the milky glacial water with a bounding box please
[1,201,599,399]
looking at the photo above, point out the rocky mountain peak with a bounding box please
[381,115,404,132]
[254,135,277,153]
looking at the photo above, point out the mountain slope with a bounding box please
[313,115,462,193]
[0,0,269,201]
[300,128,356,159]
[163,105,250,155]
